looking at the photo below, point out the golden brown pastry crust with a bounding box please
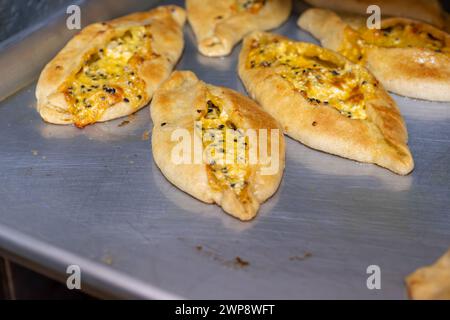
[406,249,450,300]
[36,5,186,126]
[298,8,450,101]
[239,32,414,175]
[151,71,285,221]
[303,0,446,29]
[186,0,292,57]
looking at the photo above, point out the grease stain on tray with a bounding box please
[118,120,130,127]
[195,245,250,269]
[234,256,250,268]
[289,252,312,261]
[102,254,114,265]
[141,130,150,141]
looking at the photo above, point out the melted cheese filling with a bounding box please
[62,25,152,127]
[247,38,374,120]
[341,23,450,64]
[198,96,249,195]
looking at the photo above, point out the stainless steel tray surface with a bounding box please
[0,0,74,43]
[0,0,449,299]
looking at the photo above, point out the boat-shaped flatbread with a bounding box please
[151,71,285,220]
[36,5,186,127]
[406,249,450,300]
[303,0,446,29]
[298,8,450,101]
[239,32,414,175]
[186,0,292,57]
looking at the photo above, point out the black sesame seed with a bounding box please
[427,32,439,41]
[103,86,116,94]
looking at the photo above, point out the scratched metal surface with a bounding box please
[0,0,449,299]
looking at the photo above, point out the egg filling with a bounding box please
[341,22,450,63]
[197,96,249,195]
[234,0,266,13]
[62,25,152,127]
[247,38,375,119]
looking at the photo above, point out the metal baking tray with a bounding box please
[0,0,449,299]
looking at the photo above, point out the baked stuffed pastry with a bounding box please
[36,6,186,128]
[239,32,414,175]
[302,0,446,30]
[298,8,450,101]
[186,0,292,57]
[151,71,285,221]
[406,249,450,300]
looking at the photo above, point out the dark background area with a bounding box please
[0,256,92,299]
[443,0,450,12]
[0,0,448,44]
[0,0,81,43]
